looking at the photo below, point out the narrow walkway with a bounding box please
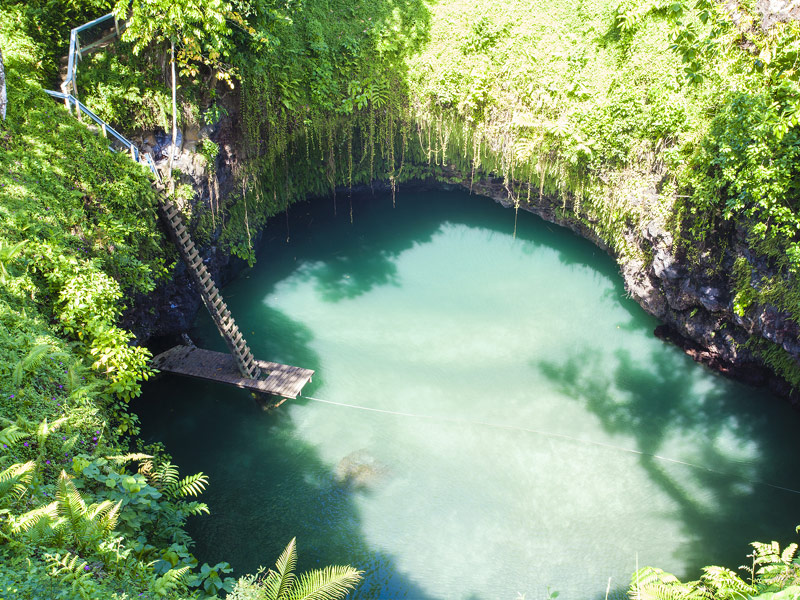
[46,12,314,399]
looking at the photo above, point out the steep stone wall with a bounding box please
[126,115,800,400]
[461,173,800,401]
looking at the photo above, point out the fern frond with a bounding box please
[0,424,29,447]
[629,567,707,600]
[56,471,87,540]
[11,500,58,535]
[288,564,363,600]
[700,566,754,597]
[138,458,154,478]
[153,566,191,595]
[47,551,89,575]
[106,453,153,465]
[753,541,782,565]
[36,417,68,444]
[13,344,53,387]
[265,537,298,600]
[100,500,122,534]
[0,461,35,504]
[165,472,208,498]
[86,499,121,535]
[782,543,798,564]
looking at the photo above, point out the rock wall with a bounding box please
[127,116,800,400]
[121,112,252,345]
[461,173,800,401]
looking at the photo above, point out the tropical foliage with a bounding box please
[2,0,800,597]
[629,533,800,599]
[227,537,362,600]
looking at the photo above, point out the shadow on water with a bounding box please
[136,187,800,598]
[137,188,618,599]
[136,306,435,599]
[255,188,616,305]
[536,336,800,581]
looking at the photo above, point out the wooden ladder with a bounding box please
[159,198,262,380]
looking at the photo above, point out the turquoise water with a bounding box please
[135,190,800,599]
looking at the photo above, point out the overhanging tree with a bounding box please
[114,0,238,175]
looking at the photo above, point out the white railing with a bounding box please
[47,13,161,184]
[61,12,122,98]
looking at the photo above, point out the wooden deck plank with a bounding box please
[151,345,314,399]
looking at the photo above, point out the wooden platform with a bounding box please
[151,345,314,400]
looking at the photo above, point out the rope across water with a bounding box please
[299,394,800,496]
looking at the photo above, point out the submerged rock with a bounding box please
[334,449,389,489]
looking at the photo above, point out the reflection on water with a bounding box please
[135,190,800,599]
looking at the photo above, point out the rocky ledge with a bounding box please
[461,172,800,402]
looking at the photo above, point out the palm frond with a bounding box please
[165,472,208,498]
[265,537,298,600]
[288,564,363,600]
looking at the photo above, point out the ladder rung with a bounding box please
[184,241,196,253]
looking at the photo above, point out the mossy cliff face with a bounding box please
[122,111,251,343]
[125,0,800,398]
[457,170,800,400]
[134,120,800,402]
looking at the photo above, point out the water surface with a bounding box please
[136,190,800,599]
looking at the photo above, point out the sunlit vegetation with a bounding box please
[1,0,800,596]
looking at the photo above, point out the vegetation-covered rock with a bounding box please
[2,0,800,596]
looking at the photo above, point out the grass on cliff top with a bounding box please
[407,0,700,173]
[407,0,800,338]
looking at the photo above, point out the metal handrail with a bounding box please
[46,12,163,186]
[44,89,161,183]
[62,13,121,97]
